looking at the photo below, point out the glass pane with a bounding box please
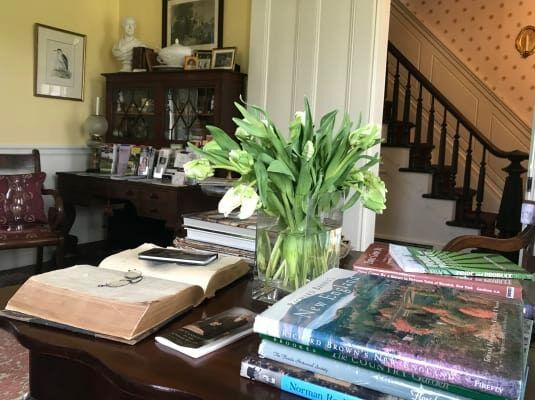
[111,88,154,140]
[165,87,215,142]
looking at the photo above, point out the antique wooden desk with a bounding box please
[56,172,219,247]
[1,264,534,399]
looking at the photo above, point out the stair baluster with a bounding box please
[461,132,474,221]
[402,72,412,130]
[426,97,435,147]
[449,120,460,197]
[413,83,423,146]
[390,61,400,125]
[475,147,487,221]
[437,108,448,171]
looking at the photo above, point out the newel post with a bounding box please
[496,151,528,238]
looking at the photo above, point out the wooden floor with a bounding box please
[0,241,111,288]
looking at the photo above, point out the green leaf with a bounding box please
[205,125,240,152]
[342,189,362,211]
[232,118,268,139]
[254,161,269,205]
[267,160,295,180]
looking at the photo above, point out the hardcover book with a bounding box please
[3,243,249,344]
[253,269,525,399]
[185,227,256,252]
[182,209,257,239]
[259,319,533,400]
[389,244,533,280]
[155,307,256,358]
[353,243,522,300]
[241,354,402,400]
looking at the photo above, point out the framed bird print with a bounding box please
[34,24,86,101]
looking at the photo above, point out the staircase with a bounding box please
[376,42,528,248]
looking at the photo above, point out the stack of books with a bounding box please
[179,210,256,264]
[99,143,158,178]
[241,248,532,400]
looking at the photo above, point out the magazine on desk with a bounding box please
[1,243,249,344]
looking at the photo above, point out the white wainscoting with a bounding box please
[0,146,106,271]
[248,0,391,250]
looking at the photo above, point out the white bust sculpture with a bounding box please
[112,17,146,72]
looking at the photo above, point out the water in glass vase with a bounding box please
[253,194,344,304]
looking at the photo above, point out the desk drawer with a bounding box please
[137,189,178,224]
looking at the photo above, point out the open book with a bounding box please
[2,243,249,344]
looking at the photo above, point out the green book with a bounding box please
[389,244,533,280]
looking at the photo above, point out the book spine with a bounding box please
[261,336,502,400]
[240,355,388,400]
[255,318,520,400]
[352,266,522,300]
[425,268,533,281]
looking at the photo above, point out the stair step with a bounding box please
[399,167,433,173]
[422,193,458,201]
[386,120,414,146]
[446,211,497,236]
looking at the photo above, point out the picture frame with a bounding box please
[195,50,212,69]
[162,0,224,51]
[184,55,198,70]
[34,23,86,101]
[211,47,236,70]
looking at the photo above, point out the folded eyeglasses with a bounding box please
[98,270,143,288]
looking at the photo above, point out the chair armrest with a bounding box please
[443,225,535,253]
[42,188,65,231]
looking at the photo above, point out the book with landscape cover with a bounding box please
[240,354,402,400]
[258,319,533,400]
[182,210,256,239]
[253,269,525,399]
[353,243,523,300]
[155,307,256,358]
[2,243,249,344]
[389,244,533,280]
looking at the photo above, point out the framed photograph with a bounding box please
[195,50,212,69]
[162,0,223,50]
[184,55,198,70]
[34,24,86,101]
[211,47,236,70]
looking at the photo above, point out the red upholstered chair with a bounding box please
[0,149,65,272]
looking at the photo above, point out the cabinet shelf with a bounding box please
[103,70,246,147]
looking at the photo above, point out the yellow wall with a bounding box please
[118,0,251,72]
[0,0,250,146]
[0,1,119,145]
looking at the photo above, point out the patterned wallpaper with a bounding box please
[403,0,535,126]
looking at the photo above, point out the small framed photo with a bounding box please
[34,23,86,101]
[184,55,198,70]
[195,50,212,69]
[211,47,236,70]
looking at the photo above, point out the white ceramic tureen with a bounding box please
[157,39,192,68]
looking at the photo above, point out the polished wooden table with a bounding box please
[2,271,534,400]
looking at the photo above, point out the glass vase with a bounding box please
[253,192,344,304]
[3,176,30,231]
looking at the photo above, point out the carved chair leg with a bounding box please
[55,239,65,269]
[36,247,44,273]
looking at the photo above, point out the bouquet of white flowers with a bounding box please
[185,98,386,298]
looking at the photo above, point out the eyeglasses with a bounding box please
[98,270,143,288]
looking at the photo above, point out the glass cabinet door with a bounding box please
[164,87,215,142]
[111,88,155,141]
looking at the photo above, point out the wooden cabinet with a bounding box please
[102,70,246,147]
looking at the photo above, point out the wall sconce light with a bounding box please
[515,25,535,58]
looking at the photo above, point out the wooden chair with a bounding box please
[443,200,535,272]
[0,149,65,272]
